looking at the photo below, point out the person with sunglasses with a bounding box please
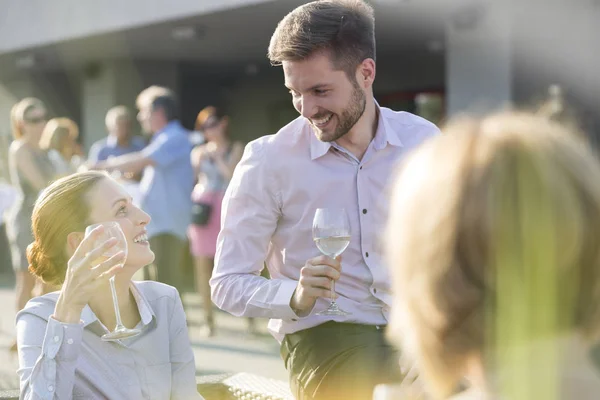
[6,97,56,351]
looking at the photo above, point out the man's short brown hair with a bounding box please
[268,0,375,77]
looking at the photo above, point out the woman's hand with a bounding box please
[54,226,125,323]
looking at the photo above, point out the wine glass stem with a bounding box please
[330,279,336,303]
[109,276,124,330]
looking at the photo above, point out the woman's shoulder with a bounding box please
[133,280,179,302]
[16,291,60,322]
[9,140,27,155]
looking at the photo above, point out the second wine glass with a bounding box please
[85,221,140,341]
[312,208,351,316]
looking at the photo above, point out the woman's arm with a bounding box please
[213,141,244,181]
[191,146,206,177]
[17,226,126,399]
[168,288,204,399]
[16,312,84,400]
[11,145,50,192]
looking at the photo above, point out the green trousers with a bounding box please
[280,322,403,400]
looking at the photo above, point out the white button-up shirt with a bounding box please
[16,281,203,399]
[211,104,439,342]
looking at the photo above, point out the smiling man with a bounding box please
[211,1,440,399]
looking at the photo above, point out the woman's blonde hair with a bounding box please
[27,171,108,285]
[386,112,600,398]
[39,118,78,153]
[10,97,45,139]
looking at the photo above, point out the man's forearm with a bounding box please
[96,153,150,174]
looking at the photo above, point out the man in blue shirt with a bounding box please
[94,87,194,291]
[88,106,147,165]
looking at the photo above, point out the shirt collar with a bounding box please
[309,99,403,161]
[106,135,119,148]
[156,120,182,137]
[80,281,155,328]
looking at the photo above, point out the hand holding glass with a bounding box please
[313,208,351,316]
[84,222,140,341]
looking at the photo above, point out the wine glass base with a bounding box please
[101,328,141,341]
[316,303,350,316]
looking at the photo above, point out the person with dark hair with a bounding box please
[15,171,202,399]
[188,106,244,336]
[92,86,194,291]
[211,1,440,399]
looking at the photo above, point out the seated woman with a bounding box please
[16,171,203,399]
[385,112,600,399]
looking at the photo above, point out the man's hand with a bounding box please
[290,255,341,317]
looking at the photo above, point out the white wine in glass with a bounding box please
[85,221,140,341]
[313,208,351,316]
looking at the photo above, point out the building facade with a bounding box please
[0,0,598,148]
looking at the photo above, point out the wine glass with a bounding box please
[313,208,351,316]
[84,221,140,341]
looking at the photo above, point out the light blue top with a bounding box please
[140,120,194,240]
[16,281,203,399]
[88,135,147,163]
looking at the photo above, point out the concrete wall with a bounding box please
[0,0,271,54]
[445,2,512,116]
[80,59,179,150]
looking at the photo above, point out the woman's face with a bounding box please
[22,106,47,141]
[85,178,154,270]
[203,116,227,142]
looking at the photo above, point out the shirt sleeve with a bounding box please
[16,314,84,400]
[210,139,299,321]
[87,142,103,164]
[142,134,189,168]
[168,288,204,400]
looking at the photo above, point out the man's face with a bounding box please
[283,51,366,143]
[113,117,131,141]
[137,104,162,135]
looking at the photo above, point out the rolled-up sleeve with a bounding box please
[17,314,83,400]
[142,133,188,167]
[210,138,299,320]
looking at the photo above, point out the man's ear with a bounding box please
[357,58,376,89]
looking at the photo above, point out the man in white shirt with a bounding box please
[211,1,440,398]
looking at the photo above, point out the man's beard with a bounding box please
[314,81,366,143]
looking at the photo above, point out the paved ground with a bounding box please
[0,272,287,391]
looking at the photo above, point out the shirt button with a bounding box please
[67,338,74,345]
[373,288,377,294]
[365,252,369,257]
[53,336,60,343]
[48,385,54,392]
[362,209,367,214]
[359,166,363,170]
[292,319,298,322]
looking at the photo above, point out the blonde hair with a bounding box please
[135,85,173,110]
[105,105,130,129]
[39,118,78,153]
[10,97,45,139]
[386,112,600,398]
[28,171,108,285]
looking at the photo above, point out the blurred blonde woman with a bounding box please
[385,112,600,399]
[6,98,56,351]
[39,117,79,176]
